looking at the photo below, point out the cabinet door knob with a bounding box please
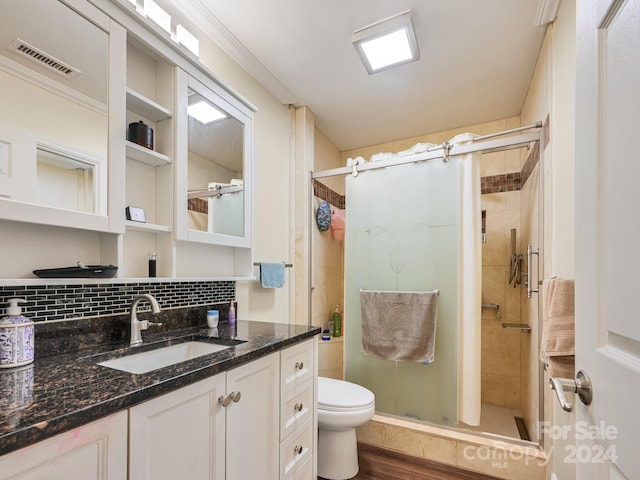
[294,445,303,456]
[294,403,303,412]
[295,361,304,370]
[218,395,231,407]
[230,391,242,403]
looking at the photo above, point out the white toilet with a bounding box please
[317,376,375,480]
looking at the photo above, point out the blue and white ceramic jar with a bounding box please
[0,298,35,368]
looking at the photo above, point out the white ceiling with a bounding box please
[172,1,548,151]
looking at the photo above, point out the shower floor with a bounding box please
[457,404,523,440]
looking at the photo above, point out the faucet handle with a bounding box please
[148,321,163,328]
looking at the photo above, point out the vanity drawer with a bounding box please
[290,457,312,480]
[280,377,313,441]
[281,339,314,393]
[279,419,313,480]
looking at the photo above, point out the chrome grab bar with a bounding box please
[525,244,540,298]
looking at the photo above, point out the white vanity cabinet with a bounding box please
[129,352,279,480]
[225,352,280,480]
[128,338,317,480]
[279,338,317,480]
[129,373,227,479]
[0,338,317,480]
[0,411,128,480]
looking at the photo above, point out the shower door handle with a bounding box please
[525,245,539,298]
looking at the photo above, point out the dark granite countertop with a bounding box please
[0,320,320,456]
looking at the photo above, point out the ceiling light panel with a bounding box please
[188,101,226,124]
[352,10,420,75]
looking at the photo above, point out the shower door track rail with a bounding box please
[312,126,542,180]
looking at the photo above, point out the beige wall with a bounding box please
[196,32,294,323]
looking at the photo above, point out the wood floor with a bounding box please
[349,443,502,480]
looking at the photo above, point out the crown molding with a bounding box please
[0,55,107,115]
[170,0,298,105]
[533,0,561,26]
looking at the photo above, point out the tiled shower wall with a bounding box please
[480,176,523,409]
[313,128,345,380]
[0,281,235,323]
[480,137,541,444]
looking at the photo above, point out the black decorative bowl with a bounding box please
[33,265,118,278]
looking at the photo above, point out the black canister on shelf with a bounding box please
[128,120,154,149]
[148,252,157,277]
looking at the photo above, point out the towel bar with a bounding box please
[254,262,293,268]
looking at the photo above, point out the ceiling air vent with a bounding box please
[7,39,81,77]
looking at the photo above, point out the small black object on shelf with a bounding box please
[127,120,154,149]
[33,265,118,279]
[126,206,146,223]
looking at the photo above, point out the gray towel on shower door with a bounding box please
[359,289,438,363]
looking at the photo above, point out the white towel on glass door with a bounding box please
[359,289,438,363]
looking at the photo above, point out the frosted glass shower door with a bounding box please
[344,159,460,425]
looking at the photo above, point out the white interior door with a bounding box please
[575,0,640,478]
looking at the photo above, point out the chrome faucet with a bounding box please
[129,294,162,346]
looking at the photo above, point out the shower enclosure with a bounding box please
[311,123,545,443]
[343,151,479,427]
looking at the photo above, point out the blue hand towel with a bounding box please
[260,262,286,288]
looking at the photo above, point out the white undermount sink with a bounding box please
[97,341,230,374]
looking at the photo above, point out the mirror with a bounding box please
[36,143,101,214]
[183,76,251,245]
[0,0,108,215]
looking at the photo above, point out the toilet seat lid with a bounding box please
[318,377,375,410]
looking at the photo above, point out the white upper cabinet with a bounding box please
[0,0,255,280]
[175,70,254,249]
[0,0,125,233]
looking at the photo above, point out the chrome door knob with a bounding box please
[550,370,593,412]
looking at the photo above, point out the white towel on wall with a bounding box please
[359,289,438,363]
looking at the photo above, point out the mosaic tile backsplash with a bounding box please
[313,179,345,209]
[0,281,236,323]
